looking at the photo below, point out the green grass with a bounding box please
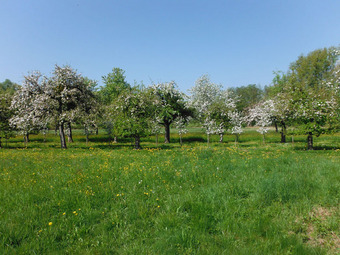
[0,130,339,254]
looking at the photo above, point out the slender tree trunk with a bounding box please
[67,122,73,143]
[134,136,141,150]
[235,134,239,146]
[219,133,223,143]
[262,134,265,145]
[95,127,98,135]
[179,134,183,147]
[84,124,89,145]
[0,137,2,148]
[207,134,210,145]
[59,122,67,149]
[275,122,278,132]
[24,132,29,146]
[113,136,117,143]
[164,123,170,143]
[307,132,313,150]
[155,134,159,146]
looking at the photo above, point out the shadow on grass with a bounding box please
[291,145,340,151]
[308,145,340,151]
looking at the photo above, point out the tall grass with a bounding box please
[0,130,339,254]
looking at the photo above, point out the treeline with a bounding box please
[0,46,339,150]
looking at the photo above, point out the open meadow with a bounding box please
[0,129,339,254]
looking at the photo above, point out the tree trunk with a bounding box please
[134,136,141,150]
[307,133,313,150]
[179,134,183,147]
[84,124,89,145]
[67,122,74,143]
[113,136,117,143]
[59,122,67,149]
[0,137,2,148]
[280,122,286,143]
[275,122,278,132]
[207,134,210,145]
[24,133,29,146]
[262,134,265,145]
[25,133,30,143]
[155,134,159,146]
[164,123,170,143]
[235,134,239,146]
[280,132,286,143]
[95,127,98,135]
[219,133,223,143]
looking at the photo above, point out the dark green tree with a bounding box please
[100,68,131,104]
[0,93,14,148]
[113,86,153,149]
[99,68,131,142]
[231,84,263,111]
[0,79,20,94]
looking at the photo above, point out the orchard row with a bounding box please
[1,46,339,150]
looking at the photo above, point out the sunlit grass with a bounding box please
[0,130,339,254]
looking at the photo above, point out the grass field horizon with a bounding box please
[1,129,339,254]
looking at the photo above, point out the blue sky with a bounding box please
[1,0,339,92]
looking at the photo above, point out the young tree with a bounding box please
[209,89,238,143]
[149,116,163,145]
[76,79,99,145]
[150,81,191,143]
[228,111,244,145]
[99,68,131,142]
[190,75,237,143]
[10,72,47,144]
[114,87,152,149]
[189,75,222,144]
[174,116,190,146]
[247,100,275,144]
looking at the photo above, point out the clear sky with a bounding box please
[1,0,339,92]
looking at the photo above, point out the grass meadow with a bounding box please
[0,129,339,254]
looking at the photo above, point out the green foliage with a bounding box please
[289,47,337,90]
[110,86,154,148]
[150,82,192,143]
[264,46,340,149]
[100,68,131,105]
[231,84,263,111]
[0,93,14,144]
[265,71,289,98]
[0,79,19,95]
